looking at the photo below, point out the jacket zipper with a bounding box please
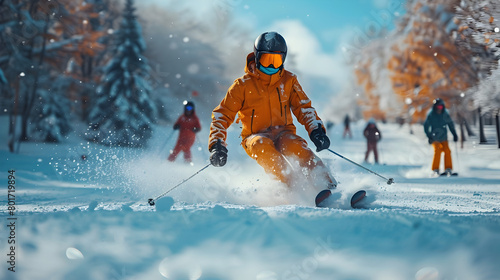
[284,105,287,125]
[276,88,282,116]
[250,109,255,134]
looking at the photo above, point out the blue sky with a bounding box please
[138,0,406,101]
[226,0,406,93]
[232,0,403,52]
[140,0,405,54]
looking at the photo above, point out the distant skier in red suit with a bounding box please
[168,101,201,163]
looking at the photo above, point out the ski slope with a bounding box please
[1,119,499,280]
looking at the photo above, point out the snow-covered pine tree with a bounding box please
[88,0,156,147]
[0,1,17,88]
[31,76,72,142]
[0,0,49,147]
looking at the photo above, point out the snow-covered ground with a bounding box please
[1,117,500,280]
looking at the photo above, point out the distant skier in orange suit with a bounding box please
[168,101,201,163]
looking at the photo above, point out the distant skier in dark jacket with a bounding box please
[363,118,381,164]
[168,101,201,163]
[343,114,352,138]
[423,98,458,175]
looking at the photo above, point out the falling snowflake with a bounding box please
[187,63,200,74]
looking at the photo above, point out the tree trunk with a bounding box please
[478,107,487,144]
[460,119,465,149]
[19,16,50,141]
[8,78,20,153]
[458,113,466,139]
[464,114,475,136]
[472,109,477,126]
[8,113,17,153]
[19,95,30,141]
[80,55,93,120]
[496,110,500,149]
[8,113,15,153]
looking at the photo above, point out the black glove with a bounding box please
[453,134,458,142]
[309,124,330,152]
[428,137,433,144]
[173,124,180,130]
[210,140,228,167]
[193,127,199,133]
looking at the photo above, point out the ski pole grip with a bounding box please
[148,198,155,206]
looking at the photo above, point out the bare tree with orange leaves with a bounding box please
[388,0,478,124]
[48,0,116,119]
[355,57,389,121]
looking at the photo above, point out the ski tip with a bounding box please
[439,172,458,177]
[350,190,366,208]
[315,189,332,207]
[147,198,155,206]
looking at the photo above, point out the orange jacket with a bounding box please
[209,53,324,149]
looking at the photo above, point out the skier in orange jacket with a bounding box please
[208,32,336,189]
[168,101,201,163]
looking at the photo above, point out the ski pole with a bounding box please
[159,130,177,154]
[147,163,211,206]
[454,141,460,172]
[325,148,394,185]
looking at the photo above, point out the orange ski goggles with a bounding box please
[259,53,284,68]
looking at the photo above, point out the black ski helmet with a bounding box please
[183,100,195,112]
[432,98,445,110]
[254,32,287,70]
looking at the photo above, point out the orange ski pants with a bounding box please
[242,128,334,187]
[432,141,452,171]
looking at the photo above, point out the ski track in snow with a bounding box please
[1,119,500,280]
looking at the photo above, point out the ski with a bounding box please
[439,172,458,177]
[350,190,367,208]
[315,190,332,207]
[315,189,367,209]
